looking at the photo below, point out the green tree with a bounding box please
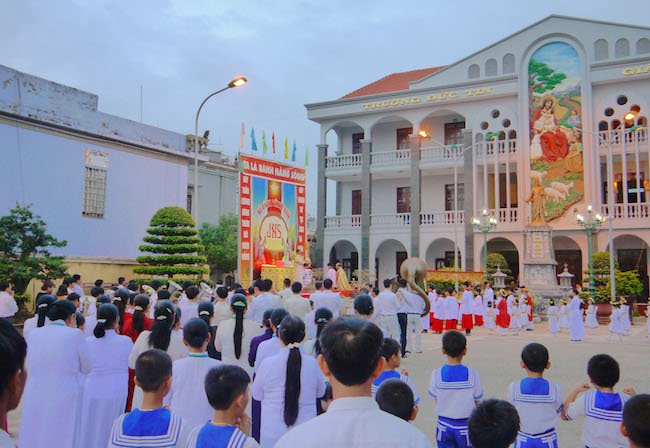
[199,214,238,276]
[486,252,514,284]
[134,206,208,278]
[586,251,643,303]
[0,204,68,294]
[528,58,567,111]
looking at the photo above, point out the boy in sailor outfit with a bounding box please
[428,330,483,448]
[507,343,563,447]
[562,354,636,448]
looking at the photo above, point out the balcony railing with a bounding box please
[476,139,517,158]
[370,213,411,226]
[598,127,648,146]
[420,145,463,164]
[325,153,362,169]
[371,150,410,166]
[601,203,650,220]
[420,211,464,225]
[488,208,518,223]
[325,215,361,228]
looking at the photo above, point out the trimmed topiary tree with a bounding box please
[134,206,208,278]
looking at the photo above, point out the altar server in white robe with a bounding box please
[274,318,432,448]
[20,300,91,448]
[165,318,221,429]
[215,294,263,377]
[568,290,586,341]
[22,294,55,339]
[129,300,188,409]
[254,308,288,375]
[252,315,326,448]
[77,303,133,448]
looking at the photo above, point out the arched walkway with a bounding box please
[553,236,582,285]
[374,239,408,283]
[605,234,649,299]
[329,240,359,281]
[425,238,461,270]
[480,237,520,284]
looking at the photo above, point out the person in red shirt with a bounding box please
[495,289,510,336]
[122,294,153,411]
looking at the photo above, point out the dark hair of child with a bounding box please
[0,319,26,394]
[587,354,620,388]
[183,318,210,349]
[375,378,414,421]
[380,338,401,361]
[319,317,383,386]
[47,299,77,322]
[148,300,175,351]
[270,308,289,334]
[204,364,251,410]
[132,294,151,333]
[468,399,520,448]
[278,315,306,427]
[94,303,119,338]
[521,343,549,373]
[442,330,467,358]
[354,294,374,316]
[135,349,172,392]
[230,294,248,359]
[313,307,333,356]
[622,394,650,448]
[35,294,56,327]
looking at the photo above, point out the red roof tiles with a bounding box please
[340,66,445,100]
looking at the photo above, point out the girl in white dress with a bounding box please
[303,308,333,356]
[129,300,189,409]
[509,299,521,334]
[22,294,55,339]
[214,294,263,377]
[77,303,134,448]
[608,301,625,342]
[20,300,91,448]
[483,302,496,330]
[213,286,234,325]
[620,298,632,335]
[165,318,221,429]
[585,299,599,329]
[558,300,570,330]
[547,299,560,335]
[252,315,327,448]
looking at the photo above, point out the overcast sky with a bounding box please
[2,0,649,215]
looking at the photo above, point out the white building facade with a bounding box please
[306,15,650,295]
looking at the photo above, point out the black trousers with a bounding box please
[397,312,408,356]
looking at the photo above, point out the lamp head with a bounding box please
[418,130,429,139]
[595,213,603,222]
[624,111,636,122]
[482,209,488,216]
[576,214,584,222]
[228,77,248,88]
[587,204,592,212]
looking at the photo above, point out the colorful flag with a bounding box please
[239,123,245,150]
[291,140,297,162]
[262,131,268,154]
[284,137,289,159]
[305,144,309,167]
[251,128,258,151]
[272,132,276,155]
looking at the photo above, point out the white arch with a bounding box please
[373,238,409,281]
[425,238,460,269]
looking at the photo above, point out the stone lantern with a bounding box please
[492,265,507,289]
[557,263,574,299]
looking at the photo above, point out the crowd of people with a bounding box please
[0,274,648,448]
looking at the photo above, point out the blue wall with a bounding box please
[0,122,188,258]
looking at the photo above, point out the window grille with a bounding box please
[82,167,107,218]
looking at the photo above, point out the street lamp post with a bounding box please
[559,119,641,301]
[471,210,498,281]
[576,205,604,297]
[193,76,248,226]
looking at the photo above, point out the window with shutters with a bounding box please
[82,167,107,218]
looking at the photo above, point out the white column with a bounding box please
[622,135,628,217]
[505,151,511,221]
[494,144,500,219]
[483,142,488,210]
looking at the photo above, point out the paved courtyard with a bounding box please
[7,319,650,446]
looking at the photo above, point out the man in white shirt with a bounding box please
[275,318,432,448]
[313,279,343,317]
[281,282,312,320]
[71,274,85,297]
[396,279,424,354]
[247,279,280,325]
[0,282,18,324]
[277,278,292,300]
[326,263,337,284]
[374,279,401,339]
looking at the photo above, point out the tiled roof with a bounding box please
[340,66,445,100]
